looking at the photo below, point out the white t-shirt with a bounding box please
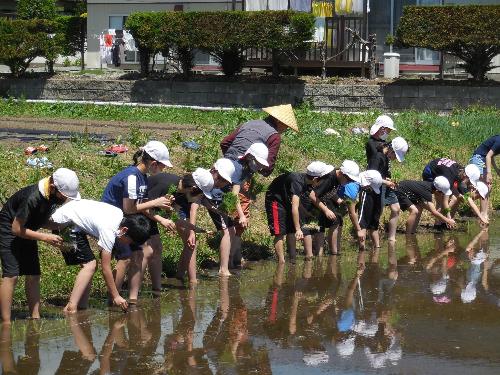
[51,199,123,253]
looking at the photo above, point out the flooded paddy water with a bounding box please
[1,219,500,374]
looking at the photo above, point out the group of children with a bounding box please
[0,102,497,322]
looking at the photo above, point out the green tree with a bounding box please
[396,5,500,81]
[17,0,58,20]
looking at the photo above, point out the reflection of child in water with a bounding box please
[0,320,40,375]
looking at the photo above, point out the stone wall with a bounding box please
[0,78,498,111]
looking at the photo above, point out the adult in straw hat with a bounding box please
[220,104,298,268]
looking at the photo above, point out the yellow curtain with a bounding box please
[335,0,353,14]
[312,1,333,17]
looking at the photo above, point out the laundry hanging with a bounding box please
[268,0,288,10]
[245,0,267,10]
[290,0,312,12]
[335,0,353,15]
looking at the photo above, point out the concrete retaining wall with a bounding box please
[0,78,498,111]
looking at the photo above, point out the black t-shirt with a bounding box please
[428,158,466,195]
[147,173,181,200]
[396,180,433,205]
[368,151,390,179]
[0,184,57,239]
[266,172,310,208]
[366,136,385,165]
[473,135,500,157]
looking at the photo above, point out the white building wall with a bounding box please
[86,1,243,68]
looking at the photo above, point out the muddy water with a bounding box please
[2,221,500,374]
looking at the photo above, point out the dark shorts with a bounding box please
[319,212,342,231]
[381,185,399,206]
[0,236,40,277]
[112,241,141,260]
[394,191,414,212]
[60,230,96,266]
[207,200,235,231]
[265,199,293,236]
[358,189,382,230]
[176,201,191,220]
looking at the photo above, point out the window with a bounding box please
[109,15,128,29]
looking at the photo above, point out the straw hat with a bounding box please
[262,104,299,132]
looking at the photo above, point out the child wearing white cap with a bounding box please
[469,135,499,221]
[366,115,396,162]
[265,163,327,263]
[422,159,488,227]
[308,160,363,256]
[394,177,456,235]
[357,170,384,252]
[0,168,80,322]
[228,143,270,269]
[102,140,175,305]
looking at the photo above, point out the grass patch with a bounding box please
[0,101,499,304]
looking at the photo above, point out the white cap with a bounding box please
[430,277,447,295]
[433,176,452,196]
[391,137,408,162]
[306,161,334,178]
[336,336,355,357]
[192,168,214,199]
[474,181,489,199]
[340,160,361,183]
[53,168,81,200]
[242,142,269,167]
[213,158,235,184]
[359,170,383,194]
[465,164,480,185]
[461,282,477,303]
[370,115,395,136]
[144,140,172,167]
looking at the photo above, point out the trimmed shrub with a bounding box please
[0,19,57,77]
[396,5,500,81]
[17,0,57,20]
[126,10,314,77]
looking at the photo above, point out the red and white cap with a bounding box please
[144,140,172,167]
[53,168,81,200]
[192,168,214,199]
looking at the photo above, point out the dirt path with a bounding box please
[0,116,200,142]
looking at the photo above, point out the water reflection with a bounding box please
[2,226,500,374]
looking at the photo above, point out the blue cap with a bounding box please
[337,308,355,333]
[339,182,360,200]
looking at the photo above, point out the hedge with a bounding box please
[55,15,87,70]
[0,19,57,77]
[396,5,500,81]
[126,11,315,77]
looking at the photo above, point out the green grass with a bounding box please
[0,100,499,305]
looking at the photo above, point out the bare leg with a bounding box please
[358,228,367,252]
[313,232,324,256]
[369,229,380,249]
[387,203,400,241]
[286,234,296,262]
[219,227,235,277]
[0,276,17,323]
[25,275,40,319]
[113,258,130,295]
[0,322,15,372]
[327,225,341,255]
[65,260,97,313]
[128,250,144,302]
[274,235,286,264]
[303,234,313,259]
[147,235,163,294]
[406,205,421,235]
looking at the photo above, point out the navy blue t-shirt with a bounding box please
[473,135,500,157]
[102,166,148,209]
